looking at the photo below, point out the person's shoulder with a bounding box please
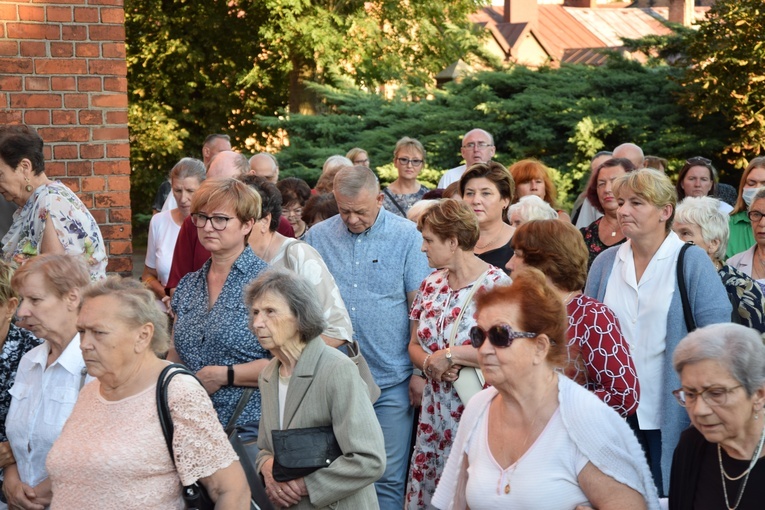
[589,244,619,274]
[305,215,343,238]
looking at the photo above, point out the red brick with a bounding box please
[93,127,128,142]
[67,161,93,175]
[38,0,88,4]
[52,110,76,125]
[38,127,89,143]
[59,178,80,192]
[92,93,126,108]
[18,6,45,21]
[77,193,93,208]
[80,144,104,159]
[101,42,126,59]
[105,142,129,158]
[89,0,124,5]
[62,25,87,41]
[36,59,88,75]
[54,145,79,159]
[94,159,130,175]
[0,96,6,109]
[46,6,73,23]
[0,5,17,21]
[77,76,101,91]
[73,7,98,23]
[50,42,73,57]
[90,208,106,223]
[103,77,126,92]
[51,76,76,91]
[89,25,124,41]
[64,93,88,108]
[107,175,130,191]
[24,110,50,125]
[75,42,99,57]
[11,94,61,108]
[108,240,132,255]
[105,110,127,124]
[109,208,131,223]
[45,161,66,177]
[0,58,33,73]
[82,177,105,191]
[7,23,60,40]
[19,42,46,57]
[101,8,124,24]
[78,110,103,125]
[25,77,50,91]
[42,147,52,161]
[0,76,23,91]
[106,256,133,275]
[0,111,23,124]
[89,59,126,76]
[99,221,132,238]
[0,41,18,56]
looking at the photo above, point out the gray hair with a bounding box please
[322,155,353,175]
[244,269,327,343]
[749,187,765,210]
[407,199,438,223]
[463,128,494,146]
[675,196,729,261]
[169,157,206,183]
[333,165,379,198]
[12,253,90,298]
[507,194,558,224]
[80,276,170,356]
[674,323,765,397]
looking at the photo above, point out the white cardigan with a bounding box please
[431,375,660,510]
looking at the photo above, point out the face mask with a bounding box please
[743,187,759,207]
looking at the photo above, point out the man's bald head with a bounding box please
[249,153,279,183]
[612,143,644,169]
[208,150,249,179]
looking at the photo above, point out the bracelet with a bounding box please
[142,275,157,288]
[422,354,433,377]
[227,364,235,386]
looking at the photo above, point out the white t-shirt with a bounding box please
[145,210,182,287]
[437,165,466,189]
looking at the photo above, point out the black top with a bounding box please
[476,239,513,275]
[669,425,765,510]
[580,217,626,270]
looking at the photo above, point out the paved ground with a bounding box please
[132,247,146,279]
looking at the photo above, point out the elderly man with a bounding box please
[202,133,232,168]
[612,142,645,169]
[437,128,496,188]
[249,152,279,183]
[305,167,430,510]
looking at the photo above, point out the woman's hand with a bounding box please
[0,441,15,468]
[196,365,226,395]
[262,457,304,508]
[426,349,454,381]
[2,465,44,510]
[409,375,426,406]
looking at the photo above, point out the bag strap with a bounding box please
[449,269,491,348]
[225,388,255,434]
[382,188,407,216]
[156,363,207,463]
[677,242,696,332]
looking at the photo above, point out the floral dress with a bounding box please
[405,266,510,509]
[580,217,625,270]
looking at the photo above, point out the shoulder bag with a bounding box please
[676,242,697,332]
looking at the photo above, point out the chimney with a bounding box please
[668,0,694,27]
[504,0,539,26]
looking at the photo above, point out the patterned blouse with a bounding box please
[719,264,765,333]
[0,324,41,443]
[382,185,428,218]
[580,217,626,270]
[171,246,269,428]
[1,182,107,280]
[565,294,639,417]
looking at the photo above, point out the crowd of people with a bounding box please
[0,123,762,509]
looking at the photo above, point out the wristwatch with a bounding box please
[445,347,453,366]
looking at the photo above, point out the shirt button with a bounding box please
[353,284,358,288]
[355,261,359,265]
[351,307,356,311]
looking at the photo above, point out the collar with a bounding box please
[731,210,751,224]
[29,333,83,376]
[616,231,683,262]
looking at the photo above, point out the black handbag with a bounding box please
[271,425,342,482]
[157,364,215,510]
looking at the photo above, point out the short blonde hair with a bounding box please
[613,168,677,232]
[393,137,425,160]
[0,260,17,306]
[191,178,261,224]
[12,254,90,298]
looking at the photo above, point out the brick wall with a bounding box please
[0,0,132,274]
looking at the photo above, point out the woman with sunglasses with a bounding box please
[169,178,269,441]
[405,199,510,509]
[675,157,733,214]
[432,269,659,510]
[383,137,429,218]
[669,323,765,510]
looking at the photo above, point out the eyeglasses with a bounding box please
[672,385,742,407]
[284,207,303,218]
[748,210,765,223]
[396,157,423,168]
[685,156,712,167]
[353,159,369,166]
[462,142,493,150]
[469,324,536,349]
[191,213,233,231]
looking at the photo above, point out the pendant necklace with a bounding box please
[718,422,765,509]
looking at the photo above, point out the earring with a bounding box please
[24,178,32,193]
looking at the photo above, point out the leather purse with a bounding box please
[271,426,342,482]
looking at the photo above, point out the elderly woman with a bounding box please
[346,147,370,167]
[580,158,637,268]
[585,168,732,496]
[509,159,571,222]
[506,195,558,228]
[508,220,639,417]
[405,199,510,508]
[170,178,269,437]
[460,162,516,271]
[728,187,765,290]
[727,157,765,258]
[250,270,385,509]
[3,254,90,509]
[314,156,353,194]
[432,269,659,510]
[46,277,249,508]
[143,157,205,311]
[669,323,765,510]
[277,178,313,239]
[674,196,765,332]
[0,125,106,280]
[675,157,732,214]
[383,137,429,218]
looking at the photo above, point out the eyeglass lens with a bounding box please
[192,213,230,231]
[397,157,423,167]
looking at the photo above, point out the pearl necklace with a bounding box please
[718,422,765,509]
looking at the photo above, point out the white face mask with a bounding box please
[743,187,759,207]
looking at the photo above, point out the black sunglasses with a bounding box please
[469,325,536,349]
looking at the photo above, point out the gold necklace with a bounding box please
[476,233,501,250]
[718,423,765,509]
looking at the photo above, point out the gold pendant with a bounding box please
[504,483,510,494]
